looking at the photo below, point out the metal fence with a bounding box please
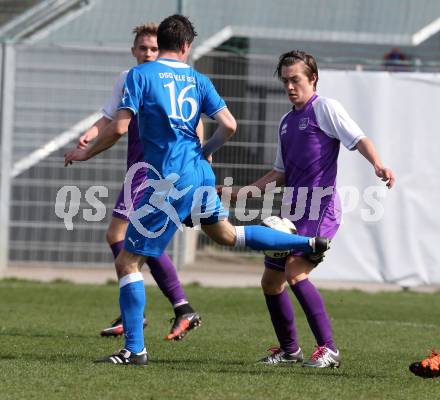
[0,44,283,271]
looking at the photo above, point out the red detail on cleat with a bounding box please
[164,313,201,341]
[165,319,190,341]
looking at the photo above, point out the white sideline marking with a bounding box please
[345,318,439,330]
[11,111,102,178]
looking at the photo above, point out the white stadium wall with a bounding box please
[312,71,440,286]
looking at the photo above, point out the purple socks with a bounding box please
[264,290,299,353]
[110,240,186,306]
[110,241,124,259]
[146,252,187,306]
[290,279,336,351]
[264,278,336,352]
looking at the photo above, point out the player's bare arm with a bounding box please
[64,109,132,166]
[77,116,112,149]
[355,137,395,189]
[195,120,212,163]
[219,169,285,203]
[250,169,285,193]
[202,108,236,159]
[195,120,204,144]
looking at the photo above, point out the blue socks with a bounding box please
[119,272,145,353]
[237,226,312,252]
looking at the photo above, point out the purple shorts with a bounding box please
[265,202,341,271]
[112,169,148,221]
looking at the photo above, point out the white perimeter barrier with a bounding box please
[313,71,440,286]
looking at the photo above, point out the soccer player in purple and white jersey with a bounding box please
[240,50,395,368]
[77,24,202,341]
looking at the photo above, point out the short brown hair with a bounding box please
[157,15,197,52]
[275,50,319,90]
[132,23,158,46]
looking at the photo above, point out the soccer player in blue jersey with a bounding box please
[78,23,202,341]
[65,15,329,365]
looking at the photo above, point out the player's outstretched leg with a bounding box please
[202,219,330,254]
[237,225,329,253]
[409,350,440,378]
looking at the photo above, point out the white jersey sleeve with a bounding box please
[273,111,291,172]
[313,97,366,150]
[101,70,129,120]
[273,142,284,172]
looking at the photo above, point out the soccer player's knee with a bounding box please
[114,257,134,278]
[211,234,234,246]
[286,271,309,285]
[261,275,283,295]
[204,223,236,246]
[217,221,237,246]
[106,224,122,245]
[220,232,236,247]
[105,228,115,245]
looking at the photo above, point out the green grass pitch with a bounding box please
[1,278,439,399]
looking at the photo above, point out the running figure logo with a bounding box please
[115,162,192,238]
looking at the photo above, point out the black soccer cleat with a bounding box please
[94,348,148,365]
[165,312,202,341]
[310,237,330,253]
[100,315,148,337]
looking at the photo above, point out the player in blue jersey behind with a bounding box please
[65,15,330,365]
[78,23,202,341]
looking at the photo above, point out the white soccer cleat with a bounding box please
[257,346,303,365]
[302,346,341,368]
[261,216,297,234]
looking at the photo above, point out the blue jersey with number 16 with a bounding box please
[118,58,226,179]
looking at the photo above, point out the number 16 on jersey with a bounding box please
[164,81,198,122]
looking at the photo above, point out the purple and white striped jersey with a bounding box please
[101,70,143,170]
[274,93,365,236]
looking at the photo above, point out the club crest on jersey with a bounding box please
[298,117,309,130]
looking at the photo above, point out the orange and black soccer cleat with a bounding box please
[409,350,440,378]
[165,312,202,341]
[100,315,148,337]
